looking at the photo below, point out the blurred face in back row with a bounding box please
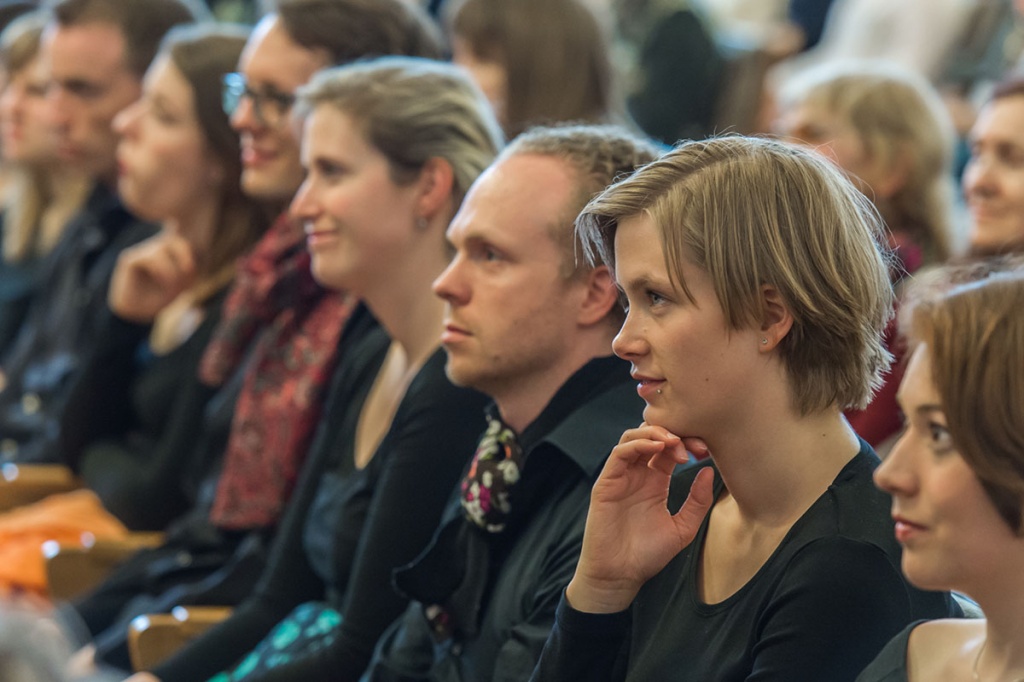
[0,50,57,165]
[44,20,141,184]
[230,14,328,206]
[113,54,226,249]
[962,94,1024,255]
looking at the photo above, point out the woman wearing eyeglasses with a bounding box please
[858,262,1024,681]
[128,56,503,682]
[0,24,267,597]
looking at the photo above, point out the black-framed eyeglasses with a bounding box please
[222,72,296,128]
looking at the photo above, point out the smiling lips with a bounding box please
[241,143,276,167]
[304,223,337,248]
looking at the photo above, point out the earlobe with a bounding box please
[577,265,618,326]
[758,284,793,351]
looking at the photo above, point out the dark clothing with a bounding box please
[789,0,836,51]
[74,305,380,672]
[0,230,41,358]
[0,185,155,463]
[626,9,723,145]
[364,355,643,682]
[153,346,489,682]
[58,292,227,531]
[856,621,922,682]
[531,445,961,682]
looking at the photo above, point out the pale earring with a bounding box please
[415,217,428,230]
[760,337,768,346]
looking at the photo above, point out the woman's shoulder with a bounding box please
[858,618,985,681]
[856,620,919,682]
[906,619,985,680]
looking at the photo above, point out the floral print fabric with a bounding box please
[460,413,524,533]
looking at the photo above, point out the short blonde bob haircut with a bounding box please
[578,135,895,415]
[296,56,503,207]
[904,263,1024,533]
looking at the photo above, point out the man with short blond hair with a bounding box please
[364,125,657,682]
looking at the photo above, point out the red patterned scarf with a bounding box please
[199,214,356,530]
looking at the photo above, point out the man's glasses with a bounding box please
[222,72,295,128]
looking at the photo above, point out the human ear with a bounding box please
[758,284,793,351]
[577,264,619,327]
[415,157,456,225]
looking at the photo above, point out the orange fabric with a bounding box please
[0,490,128,597]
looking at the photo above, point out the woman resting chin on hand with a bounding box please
[531,136,961,682]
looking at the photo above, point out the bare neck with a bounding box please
[707,402,860,526]
[362,238,451,371]
[495,328,616,434]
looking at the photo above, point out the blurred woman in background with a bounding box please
[776,61,959,448]
[0,11,91,357]
[962,77,1024,257]
[447,0,621,138]
[0,24,267,598]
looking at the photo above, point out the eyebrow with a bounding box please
[894,394,944,416]
[619,273,672,292]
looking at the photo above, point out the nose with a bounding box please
[873,430,918,497]
[432,252,468,305]
[611,305,647,360]
[47,85,71,130]
[112,100,141,138]
[288,176,319,222]
[963,152,998,201]
[230,94,259,133]
[0,86,16,120]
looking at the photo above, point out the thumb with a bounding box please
[670,466,715,549]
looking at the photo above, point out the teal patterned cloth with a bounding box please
[207,602,341,681]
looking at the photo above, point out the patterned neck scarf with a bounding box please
[461,412,525,533]
[199,214,356,530]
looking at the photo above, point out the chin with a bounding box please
[443,358,487,392]
[241,169,295,205]
[309,264,344,291]
[901,555,956,594]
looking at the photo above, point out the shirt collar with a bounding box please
[497,354,643,479]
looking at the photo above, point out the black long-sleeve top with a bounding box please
[530,445,962,682]
[152,340,489,682]
[59,294,226,531]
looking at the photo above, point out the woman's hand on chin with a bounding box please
[108,232,197,323]
[566,423,715,614]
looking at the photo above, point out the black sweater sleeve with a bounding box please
[529,593,631,682]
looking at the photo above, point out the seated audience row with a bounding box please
[0,0,1021,681]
